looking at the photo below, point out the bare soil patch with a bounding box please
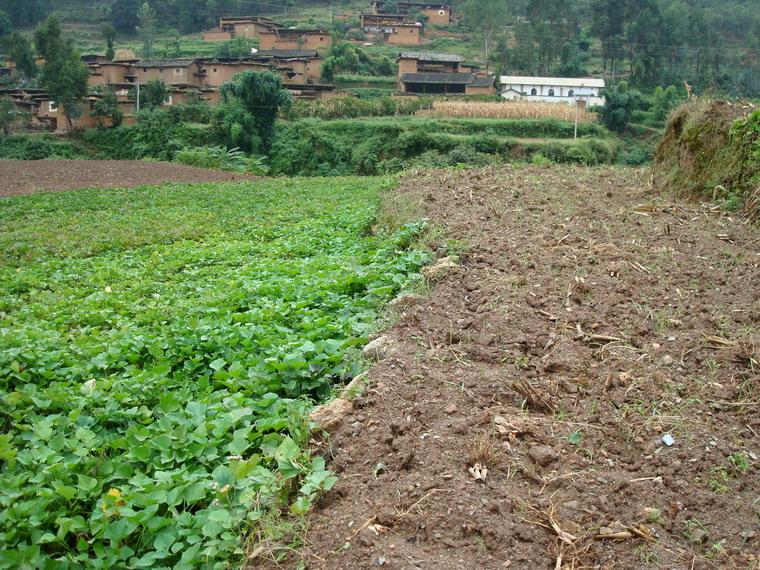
[283,166,760,569]
[0,160,255,196]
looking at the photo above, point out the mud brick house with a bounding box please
[397,51,495,95]
[86,60,135,86]
[130,59,206,87]
[360,14,422,45]
[258,27,332,50]
[372,1,454,25]
[202,16,277,42]
[249,50,324,84]
[198,58,272,87]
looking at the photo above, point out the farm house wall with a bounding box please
[501,82,603,106]
[398,58,418,74]
[132,64,202,87]
[87,63,131,87]
[259,32,331,50]
[465,84,495,95]
[421,7,451,25]
[202,30,233,42]
[387,26,421,45]
[203,62,270,87]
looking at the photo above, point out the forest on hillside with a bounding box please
[1,0,758,96]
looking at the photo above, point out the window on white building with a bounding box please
[568,89,574,97]
[548,88,555,96]
[530,88,537,95]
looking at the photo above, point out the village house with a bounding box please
[258,27,332,50]
[500,76,605,106]
[129,59,206,88]
[249,50,324,84]
[198,58,273,87]
[396,51,495,95]
[360,14,422,45]
[86,60,135,86]
[202,16,277,42]
[372,1,454,25]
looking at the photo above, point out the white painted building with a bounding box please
[499,76,605,106]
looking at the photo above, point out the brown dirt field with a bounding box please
[269,166,760,569]
[0,160,256,197]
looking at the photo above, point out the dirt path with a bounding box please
[0,160,255,196]
[289,166,759,569]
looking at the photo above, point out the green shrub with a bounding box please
[618,143,654,165]
[174,146,270,174]
[0,134,88,159]
[269,117,617,176]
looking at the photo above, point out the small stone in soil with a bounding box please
[529,445,558,467]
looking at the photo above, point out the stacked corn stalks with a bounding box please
[417,100,597,122]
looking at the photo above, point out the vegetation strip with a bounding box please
[0,177,430,568]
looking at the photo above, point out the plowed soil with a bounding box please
[288,166,760,569]
[0,160,255,196]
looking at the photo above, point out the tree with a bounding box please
[4,32,37,77]
[651,85,682,124]
[555,41,589,76]
[110,0,140,35]
[213,36,256,59]
[34,16,90,131]
[139,79,168,109]
[161,28,181,58]
[90,87,123,126]
[0,0,46,27]
[461,0,507,31]
[220,70,291,150]
[0,95,17,134]
[598,81,644,132]
[136,2,156,58]
[0,9,11,37]
[102,24,117,60]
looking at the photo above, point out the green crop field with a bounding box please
[0,177,429,568]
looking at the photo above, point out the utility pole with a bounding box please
[484,29,490,73]
[136,80,140,113]
[573,97,579,140]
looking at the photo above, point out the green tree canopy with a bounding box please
[0,95,17,135]
[3,32,37,77]
[0,0,46,27]
[136,2,156,58]
[220,70,291,150]
[34,16,90,130]
[110,0,140,34]
[599,81,644,132]
[102,24,117,60]
[0,9,11,37]
[139,79,169,109]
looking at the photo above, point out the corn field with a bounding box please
[417,101,597,122]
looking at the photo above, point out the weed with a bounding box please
[709,466,730,493]
[706,539,727,560]
[468,434,497,468]
[635,544,661,565]
[729,451,751,474]
[644,507,665,525]
[683,518,708,542]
